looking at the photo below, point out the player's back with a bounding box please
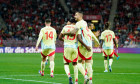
[76,20,92,47]
[41,26,57,49]
[62,25,78,48]
[101,30,115,49]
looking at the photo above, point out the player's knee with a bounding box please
[64,63,69,65]
[42,57,46,62]
[81,60,85,64]
[109,57,113,59]
[78,60,82,63]
[104,56,107,60]
[85,59,91,63]
[49,56,54,61]
[72,62,77,65]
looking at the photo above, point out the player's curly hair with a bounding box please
[69,17,76,23]
[104,22,111,29]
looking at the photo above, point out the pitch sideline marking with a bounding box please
[0,73,139,84]
[0,77,62,84]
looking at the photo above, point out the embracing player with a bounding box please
[35,18,57,77]
[75,11,100,84]
[65,11,100,84]
[100,22,117,72]
[59,17,91,84]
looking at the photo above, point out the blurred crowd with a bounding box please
[113,0,140,48]
[65,0,112,23]
[0,0,140,48]
[0,0,68,41]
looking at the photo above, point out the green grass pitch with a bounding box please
[0,53,140,84]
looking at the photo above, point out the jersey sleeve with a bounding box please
[90,30,100,45]
[39,29,43,37]
[60,27,65,34]
[77,28,81,35]
[75,22,81,29]
[100,32,104,40]
[54,30,57,41]
[112,32,115,38]
[75,23,81,35]
[36,29,43,47]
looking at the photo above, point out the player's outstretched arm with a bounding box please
[91,32,100,46]
[58,33,64,41]
[63,28,79,36]
[35,30,43,51]
[113,38,117,48]
[35,35,42,51]
[100,39,104,53]
[77,34,91,52]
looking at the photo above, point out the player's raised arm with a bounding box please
[63,28,79,36]
[113,34,117,48]
[58,33,64,41]
[35,29,43,51]
[100,32,104,53]
[90,30,100,46]
[63,18,79,36]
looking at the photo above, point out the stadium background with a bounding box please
[0,0,140,84]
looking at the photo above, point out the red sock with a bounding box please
[114,52,118,57]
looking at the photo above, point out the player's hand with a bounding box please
[35,47,38,51]
[86,46,91,52]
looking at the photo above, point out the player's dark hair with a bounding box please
[104,22,110,29]
[69,17,76,23]
[45,18,51,23]
[88,23,93,27]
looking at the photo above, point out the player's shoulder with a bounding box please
[40,27,46,31]
[109,30,115,34]
[49,26,56,31]
[101,30,106,34]
[64,25,70,28]
[64,25,75,28]
[51,26,56,29]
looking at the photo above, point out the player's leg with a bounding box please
[49,55,55,77]
[91,58,93,72]
[109,57,113,72]
[72,62,78,84]
[114,49,120,60]
[64,62,73,84]
[45,56,49,65]
[85,59,92,84]
[103,50,108,72]
[85,58,93,74]
[78,47,89,84]
[82,60,87,74]
[77,59,86,76]
[84,50,93,84]
[48,49,55,77]
[82,60,85,69]
[64,48,73,84]
[40,50,47,76]
[77,47,86,77]
[108,49,114,72]
[72,49,78,84]
[104,56,108,72]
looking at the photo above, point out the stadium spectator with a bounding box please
[0,35,3,47]
[113,0,140,47]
